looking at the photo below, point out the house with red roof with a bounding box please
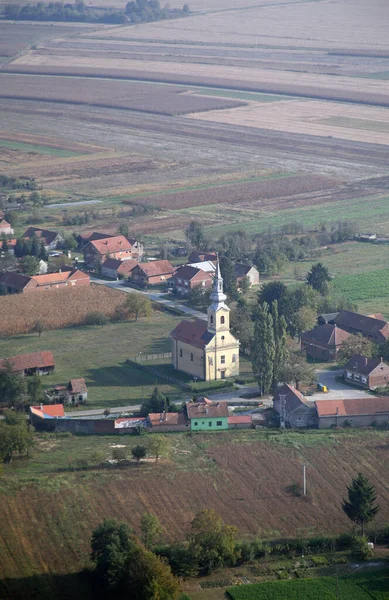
[23,227,63,250]
[0,217,14,236]
[0,351,55,376]
[131,260,175,287]
[273,383,316,428]
[186,396,229,430]
[101,257,138,280]
[315,396,389,428]
[83,235,135,268]
[228,415,253,429]
[318,310,389,345]
[47,378,88,405]
[301,324,351,361]
[147,411,189,432]
[0,268,90,294]
[343,355,389,390]
[171,264,213,296]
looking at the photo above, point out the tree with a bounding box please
[132,444,147,465]
[141,386,168,416]
[342,473,379,535]
[230,297,253,355]
[293,306,317,340]
[219,255,237,299]
[239,275,251,295]
[118,223,129,238]
[185,220,206,250]
[32,319,44,337]
[271,300,288,387]
[112,447,128,461]
[140,513,163,549]
[14,238,23,258]
[125,294,152,321]
[306,262,331,294]
[19,255,40,276]
[1,239,9,253]
[27,374,43,405]
[0,415,33,463]
[251,303,275,395]
[278,350,316,390]
[258,281,288,308]
[148,434,171,463]
[337,334,377,366]
[91,518,134,591]
[188,509,238,575]
[0,359,26,409]
[30,235,40,257]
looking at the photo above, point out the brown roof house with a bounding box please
[316,397,389,428]
[186,396,229,430]
[171,263,239,381]
[147,411,189,432]
[83,236,135,269]
[172,265,213,296]
[301,324,351,361]
[23,227,64,250]
[131,260,175,287]
[47,378,88,405]
[0,217,14,236]
[343,355,389,390]
[331,310,389,345]
[0,268,90,294]
[188,251,217,263]
[101,257,138,280]
[234,263,260,287]
[273,384,316,428]
[0,351,55,376]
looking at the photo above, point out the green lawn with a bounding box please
[0,139,81,157]
[0,314,184,409]
[333,269,389,308]
[227,570,389,599]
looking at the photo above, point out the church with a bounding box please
[170,262,240,381]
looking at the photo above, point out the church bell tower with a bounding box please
[207,260,230,334]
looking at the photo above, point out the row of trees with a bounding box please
[4,1,126,23]
[90,473,380,597]
[13,236,48,261]
[0,175,37,191]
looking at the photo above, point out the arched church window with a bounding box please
[221,316,225,324]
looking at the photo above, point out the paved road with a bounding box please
[49,199,103,209]
[91,276,207,320]
[312,369,373,400]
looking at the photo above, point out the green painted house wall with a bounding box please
[190,416,228,431]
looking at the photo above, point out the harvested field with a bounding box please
[0,74,246,115]
[2,429,389,598]
[124,173,340,210]
[0,285,127,336]
[0,131,107,154]
[190,99,389,145]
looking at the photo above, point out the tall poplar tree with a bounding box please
[251,303,275,395]
[271,300,288,387]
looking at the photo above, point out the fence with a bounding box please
[130,352,172,363]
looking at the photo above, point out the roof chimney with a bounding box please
[40,403,43,410]
[381,356,383,362]
[365,357,368,366]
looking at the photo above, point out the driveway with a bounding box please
[311,369,373,401]
[91,277,207,320]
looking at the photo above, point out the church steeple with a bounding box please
[210,259,227,310]
[207,258,229,333]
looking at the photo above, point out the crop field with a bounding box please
[2,429,389,598]
[0,285,128,336]
[227,570,389,600]
[333,269,389,314]
[0,74,246,116]
[0,312,182,406]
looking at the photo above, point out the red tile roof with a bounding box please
[174,265,212,282]
[103,257,138,274]
[68,378,87,393]
[88,236,133,255]
[228,415,252,424]
[31,269,89,286]
[0,351,55,372]
[31,404,65,418]
[23,227,60,245]
[301,324,351,347]
[316,397,389,417]
[0,218,12,229]
[136,260,175,277]
[171,318,214,348]
[148,412,187,426]
[186,400,228,419]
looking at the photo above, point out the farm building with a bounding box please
[47,378,88,405]
[171,265,213,296]
[188,251,217,263]
[343,355,389,390]
[171,262,239,381]
[273,384,316,428]
[23,227,64,250]
[147,411,189,432]
[0,351,55,376]
[131,260,175,287]
[316,397,389,428]
[186,397,228,430]
[228,415,253,429]
[0,268,90,294]
[83,236,135,268]
[101,257,138,279]
[301,324,351,361]
[0,217,14,236]
[188,260,217,273]
[77,231,114,247]
[319,310,389,345]
[234,263,260,287]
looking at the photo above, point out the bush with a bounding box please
[351,535,373,560]
[310,555,329,566]
[84,311,108,326]
[335,532,354,551]
[112,447,127,461]
[234,541,255,564]
[73,458,89,470]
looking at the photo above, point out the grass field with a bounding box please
[227,570,389,600]
[0,139,81,157]
[334,269,389,306]
[0,313,182,407]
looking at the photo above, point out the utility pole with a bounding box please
[303,464,307,496]
[279,393,286,429]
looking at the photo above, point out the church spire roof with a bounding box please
[210,257,227,309]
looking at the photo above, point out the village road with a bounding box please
[311,369,373,401]
[91,277,207,320]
